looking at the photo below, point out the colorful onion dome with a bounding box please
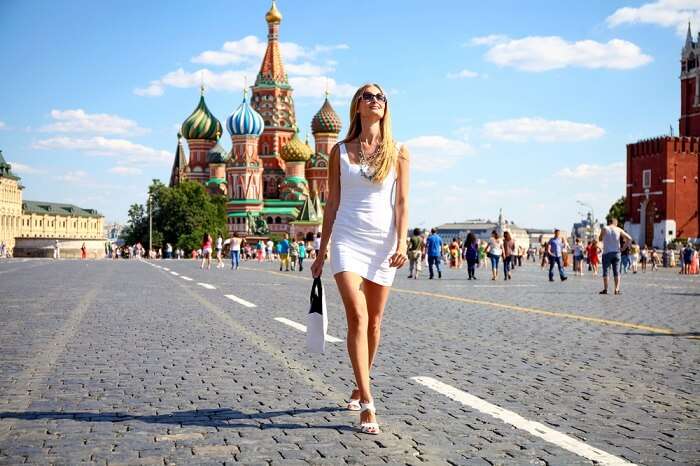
[207,142,228,164]
[311,97,342,134]
[265,1,282,23]
[227,94,264,137]
[181,90,222,141]
[306,151,329,169]
[280,129,313,162]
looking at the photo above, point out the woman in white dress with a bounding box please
[311,83,409,435]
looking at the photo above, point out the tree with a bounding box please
[607,196,626,225]
[121,180,227,252]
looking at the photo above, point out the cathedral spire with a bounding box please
[258,1,287,86]
[686,21,693,50]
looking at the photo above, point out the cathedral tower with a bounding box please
[181,86,222,184]
[307,93,342,202]
[169,133,188,187]
[251,1,297,199]
[680,23,700,137]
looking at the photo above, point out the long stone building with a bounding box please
[0,150,106,258]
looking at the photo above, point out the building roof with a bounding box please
[0,150,21,181]
[22,200,102,218]
[311,97,342,134]
[227,94,265,137]
[181,88,222,141]
[437,221,497,231]
[262,206,299,216]
[257,2,288,87]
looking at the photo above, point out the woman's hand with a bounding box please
[389,243,408,268]
[310,254,325,278]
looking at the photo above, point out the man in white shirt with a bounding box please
[598,217,632,295]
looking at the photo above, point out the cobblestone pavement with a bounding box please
[0,258,697,465]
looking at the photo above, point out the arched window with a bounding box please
[275,216,281,224]
[267,216,273,224]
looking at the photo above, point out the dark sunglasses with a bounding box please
[360,91,387,103]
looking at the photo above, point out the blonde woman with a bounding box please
[311,83,409,435]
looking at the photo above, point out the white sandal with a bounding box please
[347,388,361,411]
[359,401,380,435]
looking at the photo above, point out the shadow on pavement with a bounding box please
[616,331,700,338]
[662,292,700,296]
[0,406,353,431]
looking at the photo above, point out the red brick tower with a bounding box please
[251,1,296,199]
[625,23,699,246]
[680,23,700,138]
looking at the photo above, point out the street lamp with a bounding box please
[148,193,152,258]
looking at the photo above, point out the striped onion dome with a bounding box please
[227,95,264,137]
[181,93,222,141]
[280,129,313,162]
[207,142,228,164]
[311,97,342,134]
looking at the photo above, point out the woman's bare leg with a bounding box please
[335,272,370,401]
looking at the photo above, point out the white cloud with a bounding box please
[40,109,148,135]
[556,162,625,179]
[32,136,170,165]
[136,35,352,97]
[483,117,605,142]
[0,121,6,129]
[110,166,143,176]
[476,36,652,71]
[288,76,356,98]
[468,34,509,46]
[403,135,475,172]
[607,0,700,36]
[55,170,88,182]
[191,35,349,66]
[446,69,481,79]
[8,161,46,175]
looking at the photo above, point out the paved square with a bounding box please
[0,258,697,465]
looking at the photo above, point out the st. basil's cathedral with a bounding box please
[169,1,342,240]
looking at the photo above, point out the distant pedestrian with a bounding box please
[463,232,479,280]
[546,229,567,282]
[297,240,306,271]
[200,233,213,269]
[407,228,422,279]
[289,239,299,271]
[53,240,61,260]
[485,230,502,281]
[229,233,242,270]
[215,235,224,269]
[587,240,600,276]
[279,234,290,271]
[502,231,515,280]
[598,217,631,295]
[572,238,584,276]
[80,242,87,259]
[426,228,443,279]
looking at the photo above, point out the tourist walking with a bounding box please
[310,83,409,435]
[215,235,224,268]
[200,233,213,269]
[463,232,479,280]
[620,238,631,273]
[289,239,299,271]
[407,228,422,279]
[640,244,649,272]
[630,241,640,273]
[587,239,600,276]
[229,232,242,270]
[485,230,502,280]
[502,231,515,280]
[426,228,443,279]
[572,238,584,276]
[279,233,290,271]
[598,217,631,295]
[546,229,568,282]
[80,242,87,259]
[297,240,306,272]
[53,240,61,260]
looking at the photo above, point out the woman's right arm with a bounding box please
[311,144,341,276]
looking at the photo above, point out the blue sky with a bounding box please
[0,0,693,230]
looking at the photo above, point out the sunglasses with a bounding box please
[359,91,387,104]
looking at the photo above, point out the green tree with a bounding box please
[155,180,227,252]
[607,196,626,225]
[121,203,148,246]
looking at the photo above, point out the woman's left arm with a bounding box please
[389,145,410,268]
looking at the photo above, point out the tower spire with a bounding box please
[686,21,693,49]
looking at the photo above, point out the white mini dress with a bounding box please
[330,143,397,286]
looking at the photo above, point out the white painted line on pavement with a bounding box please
[473,284,536,288]
[162,267,170,271]
[412,376,635,466]
[181,276,193,281]
[224,294,257,308]
[274,317,343,343]
[197,282,216,290]
[170,271,179,276]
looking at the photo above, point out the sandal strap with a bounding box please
[359,401,376,413]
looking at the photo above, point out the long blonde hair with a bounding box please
[341,83,397,183]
